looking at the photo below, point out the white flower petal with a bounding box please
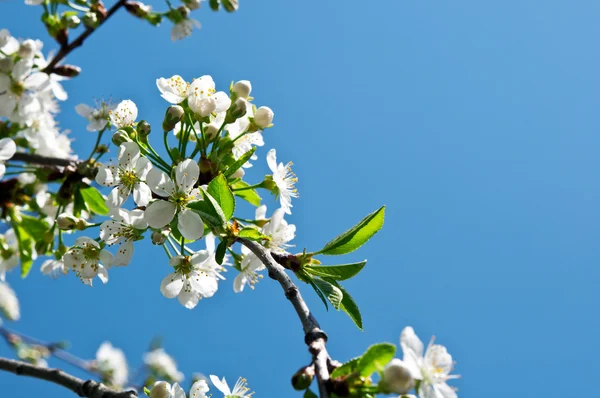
[0,138,16,161]
[144,200,177,229]
[177,209,204,241]
[160,272,185,298]
[133,182,152,207]
[175,159,199,192]
[146,168,175,197]
[209,375,231,395]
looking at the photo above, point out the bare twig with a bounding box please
[42,0,128,74]
[0,357,137,398]
[239,238,331,398]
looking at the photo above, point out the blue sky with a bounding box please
[1,0,600,396]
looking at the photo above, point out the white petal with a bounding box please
[95,166,116,186]
[234,273,247,293]
[209,375,230,395]
[0,138,16,161]
[160,272,185,298]
[146,168,175,197]
[75,103,93,118]
[190,380,210,398]
[118,142,140,169]
[144,200,177,229]
[177,209,204,241]
[175,159,199,192]
[99,250,114,268]
[266,148,278,173]
[133,182,152,207]
[129,209,148,229]
[172,383,187,398]
[97,266,109,284]
[177,281,200,309]
[190,250,210,265]
[134,157,152,179]
[189,272,218,298]
[0,164,5,180]
[212,91,231,112]
[115,241,134,266]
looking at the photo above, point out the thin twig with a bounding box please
[42,0,128,74]
[239,238,331,398]
[0,357,137,398]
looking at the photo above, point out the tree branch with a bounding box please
[42,0,128,74]
[0,357,137,398]
[10,152,78,167]
[238,238,332,398]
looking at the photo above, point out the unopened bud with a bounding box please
[76,218,90,231]
[18,39,37,58]
[96,144,109,154]
[254,106,274,129]
[112,130,132,146]
[380,359,414,395]
[83,12,99,28]
[291,365,314,391]
[204,124,219,141]
[221,0,238,12]
[163,105,185,132]
[150,381,172,398]
[52,64,81,78]
[64,15,81,28]
[137,120,151,137]
[57,213,78,231]
[91,1,108,19]
[177,5,190,19]
[209,0,219,10]
[125,1,152,18]
[232,80,252,99]
[227,98,248,122]
[152,228,171,245]
[183,0,201,10]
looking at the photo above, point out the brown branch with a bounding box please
[0,357,137,398]
[10,152,78,167]
[42,0,128,74]
[239,238,331,398]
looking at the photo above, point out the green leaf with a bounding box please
[313,278,343,310]
[215,239,227,265]
[207,173,235,220]
[231,180,261,206]
[143,387,151,396]
[316,206,385,256]
[304,260,366,281]
[356,343,396,377]
[79,186,109,215]
[224,147,256,178]
[331,357,361,378]
[303,389,318,398]
[306,277,328,310]
[20,215,49,237]
[329,280,363,330]
[11,221,34,278]
[237,228,266,241]
[188,189,227,229]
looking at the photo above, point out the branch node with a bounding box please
[305,329,328,346]
[285,286,298,300]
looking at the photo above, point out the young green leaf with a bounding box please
[231,180,262,206]
[215,239,228,265]
[79,186,110,215]
[307,277,328,310]
[73,188,86,217]
[316,206,385,256]
[331,357,361,378]
[224,147,256,178]
[188,189,227,229]
[11,221,35,278]
[207,173,235,220]
[237,228,267,241]
[313,278,343,310]
[304,260,367,281]
[328,280,363,330]
[303,389,318,398]
[143,387,151,396]
[19,215,49,237]
[356,343,396,377]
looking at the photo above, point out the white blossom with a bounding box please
[109,100,138,128]
[144,348,184,382]
[0,281,19,321]
[0,59,50,122]
[75,100,116,131]
[0,138,16,179]
[95,342,129,388]
[210,375,253,398]
[63,237,113,284]
[266,149,298,215]
[261,207,296,254]
[171,18,201,41]
[100,208,148,266]
[145,159,204,241]
[156,75,189,104]
[254,106,273,128]
[95,142,153,208]
[187,75,230,117]
[400,327,459,398]
[40,258,69,278]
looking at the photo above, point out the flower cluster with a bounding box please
[149,375,253,398]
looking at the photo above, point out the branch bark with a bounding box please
[42,0,128,74]
[10,152,78,167]
[0,357,137,398]
[238,238,332,398]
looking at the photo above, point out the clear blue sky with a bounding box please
[2,1,600,396]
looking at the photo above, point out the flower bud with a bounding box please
[18,39,37,58]
[163,105,185,132]
[52,64,81,78]
[221,0,238,12]
[112,130,132,146]
[57,213,78,231]
[125,1,152,18]
[380,359,414,395]
[177,5,190,19]
[152,229,170,245]
[228,98,249,121]
[150,381,172,398]
[209,0,219,10]
[76,218,90,231]
[204,124,219,141]
[232,80,252,99]
[64,15,81,28]
[291,365,314,391]
[137,120,151,137]
[183,0,201,10]
[254,106,274,129]
[83,12,99,28]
